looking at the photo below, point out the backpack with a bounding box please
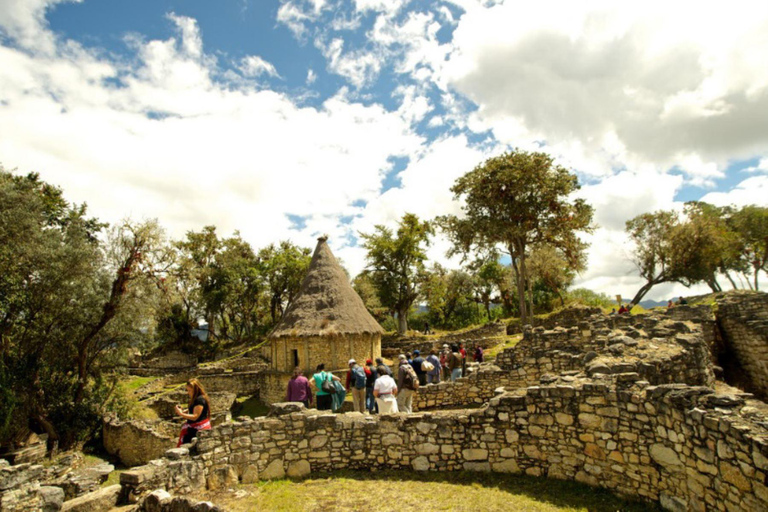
[402,365,419,391]
[352,366,366,389]
[320,372,335,394]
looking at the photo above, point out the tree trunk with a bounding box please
[630,281,657,306]
[557,289,565,307]
[755,269,760,291]
[724,271,738,290]
[510,244,528,325]
[397,309,408,335]
[485,300,491,321]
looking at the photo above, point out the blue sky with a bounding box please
[1,0,767,300]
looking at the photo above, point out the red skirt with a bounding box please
[177,417,211,447]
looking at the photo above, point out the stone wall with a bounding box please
[507,305,602,334]
[120,377,768,511]
[103,419,177,468]
[382,322,507,359]
[716,292,768,399]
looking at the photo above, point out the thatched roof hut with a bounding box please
[266,236,383,377]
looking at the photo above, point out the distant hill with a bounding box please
[639,299,667,309]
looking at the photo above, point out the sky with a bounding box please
[1,0,767,301]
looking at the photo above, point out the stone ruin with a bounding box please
[2,291,768,511]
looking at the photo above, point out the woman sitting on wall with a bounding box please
[175,378,212,447]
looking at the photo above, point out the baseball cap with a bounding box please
[348,359,356,365]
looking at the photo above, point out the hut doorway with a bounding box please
[292,349,299,368]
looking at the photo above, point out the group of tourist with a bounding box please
[175,343,485,446]
[283,342,484,415]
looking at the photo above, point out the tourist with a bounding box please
[423,321,431,335]
[310,363,340,411]
[412,349,427,386]
[459,342,467,375]
[440,344,451,381]
[609,308,616,315]
[426,349,441,384]
[618,304,627,314]
[376,357,393,377]
[345,359,367,413]
[285,367,313,408]
[449,344,463,382]
[373,366,399,414]
[473,345,484,363]
[678,296,688,305]
[667,300,674,309]
[365,359,378,413]
[406,352,413,367]
[175,378,212,447]
[396,354,418,413]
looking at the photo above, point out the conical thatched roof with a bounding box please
[268,236,384,338]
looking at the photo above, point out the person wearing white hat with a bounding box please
[345,359,366,413]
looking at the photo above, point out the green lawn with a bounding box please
[209,471,658,512]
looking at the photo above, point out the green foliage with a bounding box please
[626,202,768,303]
[419,264,485,330]
[258,241,312,324]
[438,150,594,324]
[360,213,433,334]
[565,288,616,309]
[0,168,166,448]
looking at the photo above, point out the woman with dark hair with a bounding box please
[309,363,340,411]
[286,366,313,408]
[174,378,212,446]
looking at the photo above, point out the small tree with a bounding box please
[258,241,312,323]
[729,205,768,291]
[439,150,594,325]
[360,213,433,334]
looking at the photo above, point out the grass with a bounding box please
[485,334,522,360]
[120,375,159,392]
[234,395,271,418]
[209,470,659,512]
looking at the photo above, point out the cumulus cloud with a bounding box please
[441,1,768,181]
[0,0,81,53]
[0,9,424,258]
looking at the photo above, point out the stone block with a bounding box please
[261,459,285,480]
[60,484,120,512]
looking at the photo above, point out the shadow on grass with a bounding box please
[330,470,659,511]
[236,469,661,512]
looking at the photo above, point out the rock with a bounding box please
[586,362,610,376]
[493,459,520,473]
[39,486,65,512]
[60,484,120,512]
[141,489,172,512]
[649,444,683,472]
[411,456,429,471]
[261,459,285,480]
[659,494,687,512]
[582,351,598,363]
[268,402,305,416]
[286,460,310,479]
[165,448,189,460]
[462,449,488,461]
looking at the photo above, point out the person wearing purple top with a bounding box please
[286,367,313,408]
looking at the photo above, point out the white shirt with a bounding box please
[374,374,397,397]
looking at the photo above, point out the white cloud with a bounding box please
[440,1,768,182]
[316,37,384,88]
[306,68,317,84]
[0,0,81,53]
[354,0,410,16]
[699,175,768,208]
[0,11,424,259]
[239,55,280,78]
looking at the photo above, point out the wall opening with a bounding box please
[292,349,299,368]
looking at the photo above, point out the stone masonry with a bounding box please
[121,375,768,512]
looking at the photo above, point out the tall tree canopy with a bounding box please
[360,213,433,334]
[438,150,594,324]
[0,169,168,449]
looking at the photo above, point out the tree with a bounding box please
[258,241,312,323]
[352,272,388,323]
[0,168,168,449]
[729,205,768,291]
[527,244,584,308]
[360,213,433,334]
[438,150,594,325]
[468,255,508,320]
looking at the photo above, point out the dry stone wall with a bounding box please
[120,377,768,512]
[382,322,507,359]
[716,293,768,400]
